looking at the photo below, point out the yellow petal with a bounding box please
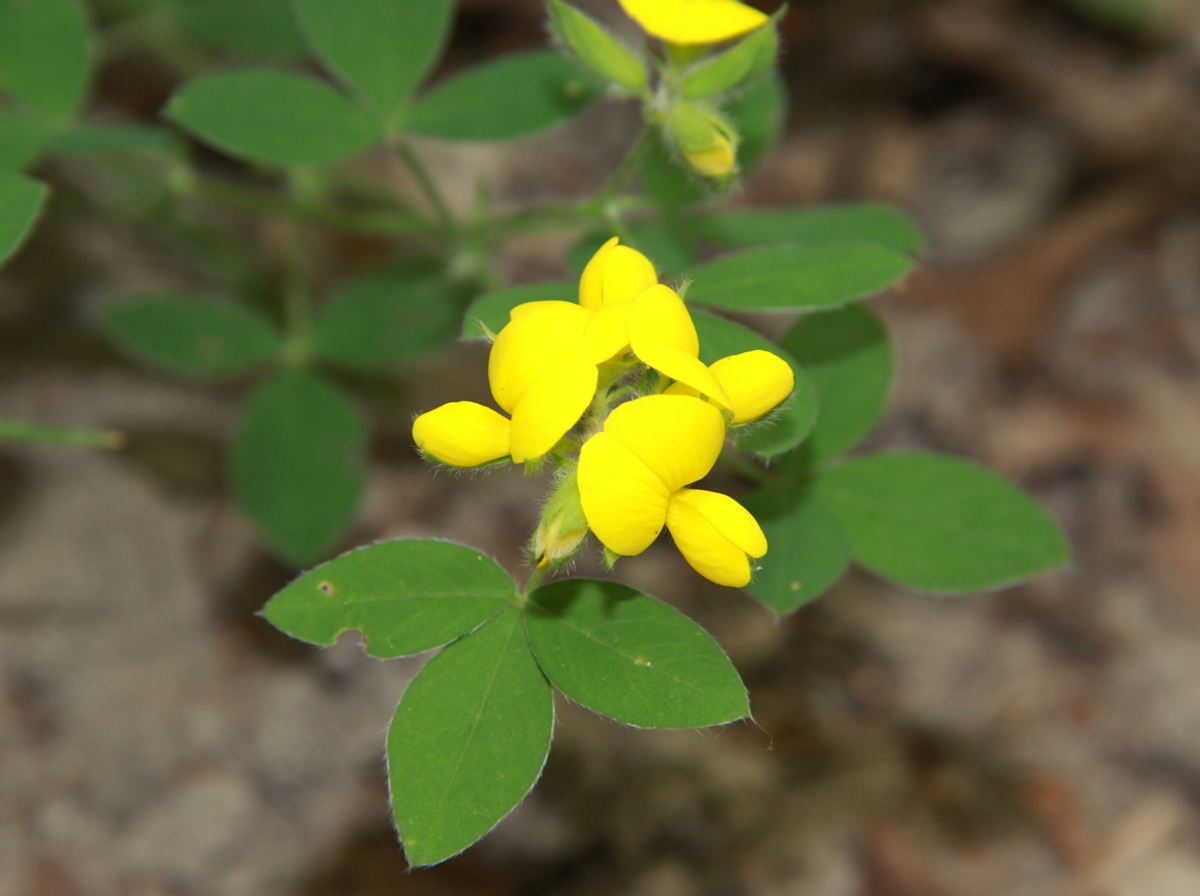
[584,300,634,363]
[488,303,590,413]
[579,236,619,310]
[603,394,726,493]
[672,488,766,556]
[578,432,671,555]
[683,142,736,178]
[601,245,658,307]
[509,300,580,320]
[627,284,698,356]
[619,0,768,45]
[412,401,511,467]
[509,361,598,463]
[665,489,766,587]
[638,343,733,409]
[710,350,795,424]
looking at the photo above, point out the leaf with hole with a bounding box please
[407,51,599,142]
[461,282,576,340]
[0,170,46,266]
[697,202,925,254]
[262,539,516,657]
[296,0,452,118]
[525,579,748,729]
[743,487,852,614]
[686,243,913,312]
[166,69,382,166]
[779,305,892,464]
[0,0,91,117]
[388,607,553,866]
[814,452,1070,592]
[691,309,817,458]
[99,294,282,378]
[313,263,462,371]
[232,371,366,565]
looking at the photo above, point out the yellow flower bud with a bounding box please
[683,141,736,178]
[532,469,589,569]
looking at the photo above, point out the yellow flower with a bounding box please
[413,303,598,466]
[513,238,733,407]
[667,349,794,424]
[577,393,766,587]
[618,0,769,45]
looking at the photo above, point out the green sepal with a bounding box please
[548,0,648,93]
[679,18,779,99]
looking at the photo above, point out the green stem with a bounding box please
[0,421,123,450]
[281,203,313,368]
[393,139,458,236]
[522,567,547,598]
[719,450,778,486]
[190,176,438,236]
[588,127,653,212]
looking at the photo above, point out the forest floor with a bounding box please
[4,0,1200,894]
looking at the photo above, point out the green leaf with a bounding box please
[296,0,452,118]
[262,539,517,657]
[99,294,282,378]
[728,71,784,174]
[780,305,892,463]
[680,24,776,99]
[0,0,91,117]
[46,122,177,156]
[0,105,55,170]
[691,309,817,458]
[686,243,914,312]
[548,0,647,92]
[165,69,382,166]
[814,452,1070,592]
[0,170,46,266]
[743,487,852,613]
[179,0,308,58]
[313,263,460,372]
[697,202,925,254]
[524,579,748,729]
[461,282,575,340]
[407,51,599,142]
[232,371,366,565]
[388,607,552,867]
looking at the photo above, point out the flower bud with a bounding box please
[549,0,648,94]
[666,101,740,179]
[532,469,589,569]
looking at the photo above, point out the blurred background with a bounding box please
[4,0,1200,893]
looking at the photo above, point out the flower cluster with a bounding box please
[412,239,794,587]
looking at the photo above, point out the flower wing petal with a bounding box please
[509,362,598,463]
[672,488,767,557]
[628,284,699,356]
[489,303,590,412]
[666,489,765,587]
[412,401,511,467]
[710,350,795,424]
[510,300,582,320]
[578,432,671,555]
[603,394,726,493]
